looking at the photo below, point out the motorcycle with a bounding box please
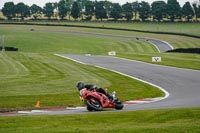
[79,88,124,111]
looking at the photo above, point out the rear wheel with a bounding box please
[86,98,102,111]
[87,106,93,111]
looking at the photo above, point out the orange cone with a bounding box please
[35,101,40,108]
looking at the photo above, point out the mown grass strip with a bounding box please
[0,28,155,54]
[119,52,200,70]
[0,108,200,133]
[1,22,200,38]
[1,24,200,49]
[0,52,163,111]
[0,24,199,110]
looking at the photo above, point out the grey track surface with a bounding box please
[1,55,200,116]
[59,55,200,111]
[1,29,193,116]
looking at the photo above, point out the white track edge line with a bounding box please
[147,41,161,53]
[55,54,170,103]
[94,65,170,101]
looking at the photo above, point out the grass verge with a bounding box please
[119,52,200,70]
[4,21,200,37]
[0,52,162,111]
[0,24,199,110]
[0,25,199,70]
[0,108,200,133]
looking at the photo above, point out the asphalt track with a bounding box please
[1,30,199,116]
[58,54,200,111]
[3,54,200,115]
[5,54,199,116]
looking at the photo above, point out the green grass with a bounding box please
[0,52,162,111]
[0,23,199,133]
[0,24,199,111]
[119,52,200,70]
[26,21,200,37]
[2,24,200,49]
[1,108,200,133]
[0,27,157,54]
[2,24,199,70]
[0,27,161,111]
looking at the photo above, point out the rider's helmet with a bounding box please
[76,81,84,91]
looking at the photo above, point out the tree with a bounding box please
[43,2,54,19]
[132,1,139,21]
[58,0,68,19]
[30,4,42,20]
[95,1,107,21]
[151,1,167,21]
[77,0,88,19]
[198,5,200,19]
[64,0,74,20]
[71,1,80,20]
[192,2,198,21]
[15,2,30,20]
[51,2,59,19]
[2,2,15,20]
[109,3,122,20]
[122,2,133,21]
[103,1,112,18]
[167,0,181,22]
[84,1,94,20]
[138,1,150,21]
[182,2,194,22]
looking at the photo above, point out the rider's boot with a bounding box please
[105,93,113,101]
[107,93,117,102]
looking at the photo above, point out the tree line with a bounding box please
[1,0,200,22]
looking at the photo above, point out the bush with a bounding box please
[167,48,200,54]
[0,46,18,51]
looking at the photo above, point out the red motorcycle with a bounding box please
[79,88,124,111]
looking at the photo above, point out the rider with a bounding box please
[76,81,114,101]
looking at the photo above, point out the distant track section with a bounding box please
[0,23,174,52]
[36,30,174,52]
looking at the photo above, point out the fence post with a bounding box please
[2,35,5,51]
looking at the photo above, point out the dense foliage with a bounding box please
[1,0,200,21]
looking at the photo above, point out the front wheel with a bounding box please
[86,98,102,111]
[115,101,124,110]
